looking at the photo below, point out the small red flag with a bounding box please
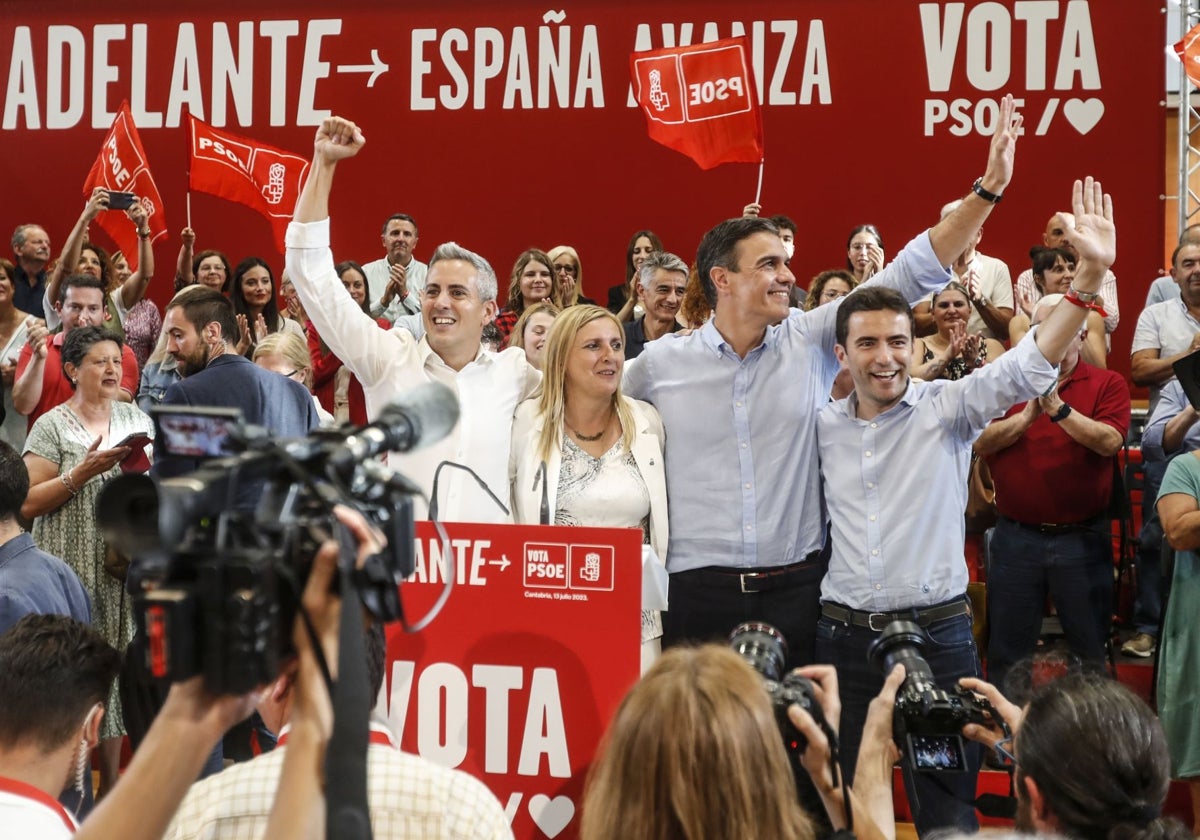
[630,36,763,170]
[188,115,310,247]
[83,101,167,269]
[1175,22,1200,89]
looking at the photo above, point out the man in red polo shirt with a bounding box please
[12,275,138,430]
[975,293,1130,691]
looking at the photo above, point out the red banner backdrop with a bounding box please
[383,522,643,840]
[0,1,1166,385]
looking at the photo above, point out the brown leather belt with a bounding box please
[820,598,971,632]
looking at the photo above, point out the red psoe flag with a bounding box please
[188,115,310,246]
[83,101,167,269]
[630,36,763,170]
[1174,22,1200,89]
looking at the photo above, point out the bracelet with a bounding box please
[1063,286,1109,318]
[971,177,1002,204]
[137,228,151,240]
[60,468,78,496]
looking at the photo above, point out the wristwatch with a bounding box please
[971,177,1002,204]
[1050,403,1073,423]
[974,293,991,309]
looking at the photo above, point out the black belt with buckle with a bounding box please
[821,598,971,632]
[1000,514,1107,536]
[686,550,824,594]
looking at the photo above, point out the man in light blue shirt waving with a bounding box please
[816,172,1116,836]
[624,94,1026,670]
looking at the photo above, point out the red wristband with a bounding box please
[1063,287,1108,318]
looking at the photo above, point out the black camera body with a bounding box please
[868,619,997,773]
[729,622,824,755]
[101,384,458,695]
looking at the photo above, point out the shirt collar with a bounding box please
[0,532,34,568]
[418,336,490,370]
[0,776,79,832]
[698,319,777,356]
[842,377,923,420]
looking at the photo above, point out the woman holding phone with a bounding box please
[21,325,153,798]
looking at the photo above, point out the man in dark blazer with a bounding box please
[151,288,318,500]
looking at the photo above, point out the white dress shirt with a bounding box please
[286,219,539,522]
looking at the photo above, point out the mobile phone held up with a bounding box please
[108,191,136,210]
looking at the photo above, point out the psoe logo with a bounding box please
[523,543,569,589]
[569,545,614,591]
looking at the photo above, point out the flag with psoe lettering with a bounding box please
[83,100,167,270]
[187,115,310,247]
[630,36,763,170]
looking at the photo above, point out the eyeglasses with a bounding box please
[554,264,578,275]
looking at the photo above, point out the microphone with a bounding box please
[330,383,459,476]
[536,461,550,526]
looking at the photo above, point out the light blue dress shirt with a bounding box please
[817,333,1058,612]
[624,231,950,573]
[1142,379,1200,461]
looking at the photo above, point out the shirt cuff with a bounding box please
[285,218,330,249]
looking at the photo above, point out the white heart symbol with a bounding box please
[528,794,575,838]
[1062,98,1104,135]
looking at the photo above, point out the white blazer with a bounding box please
[509,397,669,562]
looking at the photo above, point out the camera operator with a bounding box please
[71,507,385,840]
[580,643,905,840]
[955,673,1191,840]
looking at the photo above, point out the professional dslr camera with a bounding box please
[729,622,825,755]
[867,619,1004,773]
[98,383,458,695]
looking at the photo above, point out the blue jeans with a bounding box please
[986,517,1113,692]
[1134,459,1169,636]
[816,608,981,838]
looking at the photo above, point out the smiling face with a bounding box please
[835,309,913,420]
[339,267,368,306]
[77,247,103,279]
[421,259,497,360]
[1037,255,1076,295]
[240,265,273,311]
[639,268,686,325]
[632,236,655,273]
[931,287,971,333]
[566,317,624,401]
[521,311,557,370]
[112,253,132,283]
[196,256,228,291]
[519,259,553,306]
[715,231,795,328]
[68,339,123,400]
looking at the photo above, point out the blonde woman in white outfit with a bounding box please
[510,304,668,672]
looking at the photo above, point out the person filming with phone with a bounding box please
[20,325,153,798]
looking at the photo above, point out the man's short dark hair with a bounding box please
[834,286,914,346]
[1017,673,1189,839]
[695,217,780,308]
[382,213,418,237]
[59,273,105,304]
[168,287,238,344]
[769,214,797,237]
[0,614,121,751]
[1171,240,1200,269]
[0,441,28,522]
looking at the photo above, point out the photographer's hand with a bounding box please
[264,505,386,840]
[852,664,905,840]
[958,676,1024,750]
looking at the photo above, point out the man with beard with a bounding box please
[954,673,1191,840]
[152,288,317,489]
[623,251,687,360]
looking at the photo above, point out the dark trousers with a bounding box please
[1134,459,1169,636]
[986,516,1113,692]
[662,559,825,669]
[816,608,981,838]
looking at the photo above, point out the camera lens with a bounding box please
[866,619,936,684]
[729,622,788,682]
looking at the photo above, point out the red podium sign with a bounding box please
[382,522,644,840]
